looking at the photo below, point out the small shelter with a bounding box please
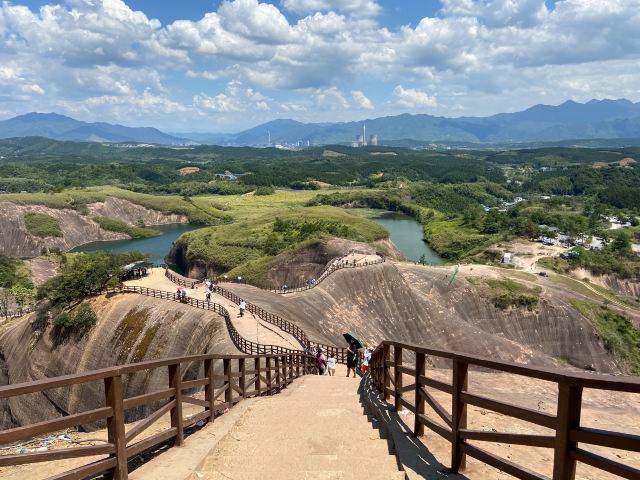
[122,261,153,280]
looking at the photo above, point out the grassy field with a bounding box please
[175,191,388,286]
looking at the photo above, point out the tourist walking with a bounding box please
[205,290,211,303]
[346,340,359,378]
[361,348,371,375]
[239,300,246,317]
[317,348,327,375]
[326,352,336,376]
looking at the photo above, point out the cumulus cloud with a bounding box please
[1,0,640,128]
[393,86,437,109]
[314,86,351,109]
[194,81,271,113]
[282,0,381,17]
[351,90,373,109]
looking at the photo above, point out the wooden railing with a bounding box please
[268,255,385,294]
[162,270,351,363]
[109,286,300,356]
[163,268,197,288]
[369,340,640,480]
[2,305,36,321]
[0,350,314,479]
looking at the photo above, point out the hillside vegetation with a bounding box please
[23,212,62,238]
[175,204,387,286]
[3,186,229,226]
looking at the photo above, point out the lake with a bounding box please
[372,212,444,264]
[71,223,196,265]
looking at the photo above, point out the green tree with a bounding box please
[611,230,632,254]
[11,284,34,311]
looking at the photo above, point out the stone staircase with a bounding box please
[188,366,405,480]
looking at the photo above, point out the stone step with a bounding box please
[190,471,405,480]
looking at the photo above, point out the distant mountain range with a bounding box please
[0,113,190,145]
[2,99,640,146]
[225,99,640,146]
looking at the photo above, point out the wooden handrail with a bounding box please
[368,340,640,480]
[267,254,386,294]
[0,349,315,478]
[162,268,351,361]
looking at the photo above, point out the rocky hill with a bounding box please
[223,262,634,374]
[0,197,186,257]
[0,293,238,430]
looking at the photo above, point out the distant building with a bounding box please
[369,134,379,146]
[215,170,240,181]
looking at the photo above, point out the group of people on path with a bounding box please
[176,287,189,302]
[311,340,371,378]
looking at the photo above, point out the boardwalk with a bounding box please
[125,268,300,350]
[189,365,404,480]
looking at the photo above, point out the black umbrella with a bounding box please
[343,332,364,349]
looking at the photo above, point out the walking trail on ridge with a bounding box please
[125,268,300,350]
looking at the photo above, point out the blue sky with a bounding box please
[1,0,637,133]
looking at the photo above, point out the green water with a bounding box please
[373,212,444,264]
[71,223,196,265]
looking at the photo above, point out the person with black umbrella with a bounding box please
[343,333,363,378]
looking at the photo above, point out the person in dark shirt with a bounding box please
[346,340,359,378]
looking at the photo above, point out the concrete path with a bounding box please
[188,365,404,480]
[125,268,300,350]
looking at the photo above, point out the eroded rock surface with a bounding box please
[87,196,186,226]
[223,262,623,373]
[0,197,188,257]
[0,293,237,429]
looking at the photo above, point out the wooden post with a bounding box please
[383,343,391,401]
[275,356,281,392]
[239,358,246,399]
[393,346,403,411]
[296,354,301,378]
[168,363,184,447]
[104,375,128,480]
[254,357,261,396]
[553,382,583,480]
[204,358,215,422]
[289,354,294,382]
[414,352,426,437]
[451,359,468,472]
[223,358,233,407]
[266,356,273,394]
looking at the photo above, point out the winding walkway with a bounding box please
[125,269,300,351]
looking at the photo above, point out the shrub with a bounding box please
[571,300,640,374]
[254,185,275,196]
[93,216,160,239]
[23,212,62,237]
[485,278,540,310]
[38,251,147,310]
[53,303,98,337]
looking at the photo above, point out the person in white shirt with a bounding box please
[361,348,371,374]
[239,300,246,317]
[326,353,337,376]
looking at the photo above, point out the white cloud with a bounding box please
[393,86,437,109]
[1,0,640,128]
[351,90,373,109]
[21,84,45,95]
[193,81,271,113]
[314,87,351,109]
[282,0,381,17]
